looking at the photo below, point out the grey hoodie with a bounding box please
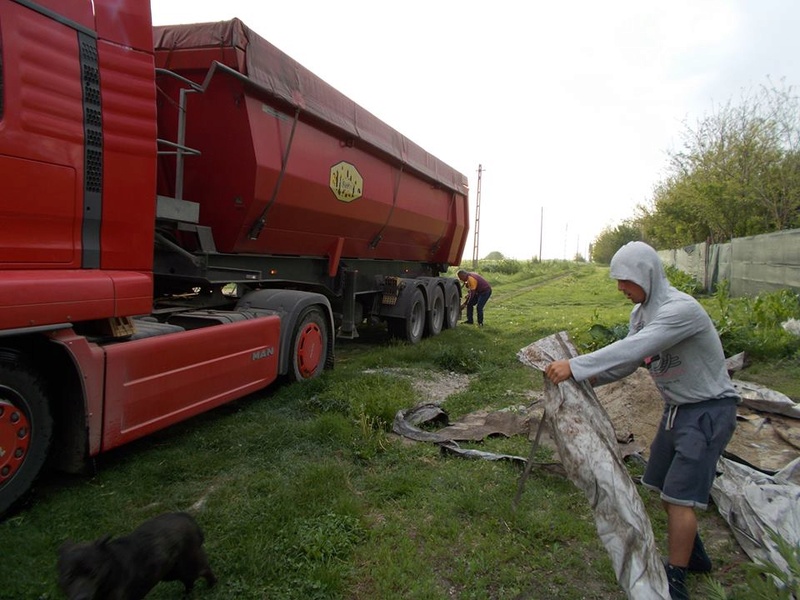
[570,241,739,406]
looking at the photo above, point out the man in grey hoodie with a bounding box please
[544,241,739,600]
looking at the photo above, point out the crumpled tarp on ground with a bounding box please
[393,402,535,443]
[392,403,568,474]
[734,379,800,419]
[392,403,532,466]
[711,456,800,579]
[518,332,670,600]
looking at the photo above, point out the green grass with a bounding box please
[732,359,800,398]
[2,262,794,599]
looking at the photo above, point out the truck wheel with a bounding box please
[444,283,460,329]
[0,364,52,517]
[426,287,445,336]
[403,288,426,344]
[289,306,329,381]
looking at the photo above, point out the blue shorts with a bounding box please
[641,397,738,509]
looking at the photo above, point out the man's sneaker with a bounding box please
[461,320,474,325]
[666,564,689,600]
[688,533,712,573]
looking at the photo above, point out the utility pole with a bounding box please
[539,207,543,261]
[472,164,483,269]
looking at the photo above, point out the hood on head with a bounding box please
[609,241,666,304]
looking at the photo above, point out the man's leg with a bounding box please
[664,502,696,599]
[476,290,491,325]
[475,296,486,325]
[665,502,696,567]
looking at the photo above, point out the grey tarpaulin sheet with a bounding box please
[518,331,670,600]
[710,456,800,578]
[392,404,452,444]
[392,402,533,445]
[733,380,800,419]
[391,403,567,473]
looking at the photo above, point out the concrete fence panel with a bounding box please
[657,228,800,297]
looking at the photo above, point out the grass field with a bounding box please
[2,262,794,599]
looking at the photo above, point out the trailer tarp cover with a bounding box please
[153,19,468,196]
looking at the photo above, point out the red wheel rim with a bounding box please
[296,322,323,378]
[0,400,31,483]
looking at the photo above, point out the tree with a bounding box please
[637,177,710,248]
[637,80,800,246]
[483,251,505,260]
[591,222,641,264]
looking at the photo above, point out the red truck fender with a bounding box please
[236,290,335,380]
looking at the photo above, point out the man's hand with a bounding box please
[545,360,572,384]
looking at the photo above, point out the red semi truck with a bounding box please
[0,0,469,515]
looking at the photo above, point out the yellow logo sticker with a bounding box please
[329,161,363,202]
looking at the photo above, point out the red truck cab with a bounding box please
[0,0,466,517]
[0,0,294,517]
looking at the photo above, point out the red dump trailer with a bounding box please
[0,0,469,516]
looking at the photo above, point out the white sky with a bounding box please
[150,1,800,260]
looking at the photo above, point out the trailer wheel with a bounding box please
[0,364,52,517]
[426,287,445,336]
[444,284,460,329]
[289,306,329,381]
[399,288,426,344]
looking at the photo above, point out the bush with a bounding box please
[480,258,524,275]
[665,265,704,295]
[433,345,483,374]
[711,283,800,360]
[580,322,629,353]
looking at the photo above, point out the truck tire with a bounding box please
[400,288,426,344]
[444,283,460,329]
[426,287,445,337]
[289,306,329,381]
[0,363,52,517]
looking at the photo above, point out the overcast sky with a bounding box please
[150,1,800,260]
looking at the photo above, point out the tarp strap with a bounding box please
[369,163,404,249]
[248,107,301,240]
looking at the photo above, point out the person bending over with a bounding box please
[544,241,739,600]
[457,269,492,327]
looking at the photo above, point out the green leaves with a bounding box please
[598,80,800,251]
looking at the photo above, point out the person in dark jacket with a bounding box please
[457,269,492,326]
[545,241,739,600]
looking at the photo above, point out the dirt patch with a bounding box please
[363,368,472,406]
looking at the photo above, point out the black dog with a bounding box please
[57,511,217,600]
